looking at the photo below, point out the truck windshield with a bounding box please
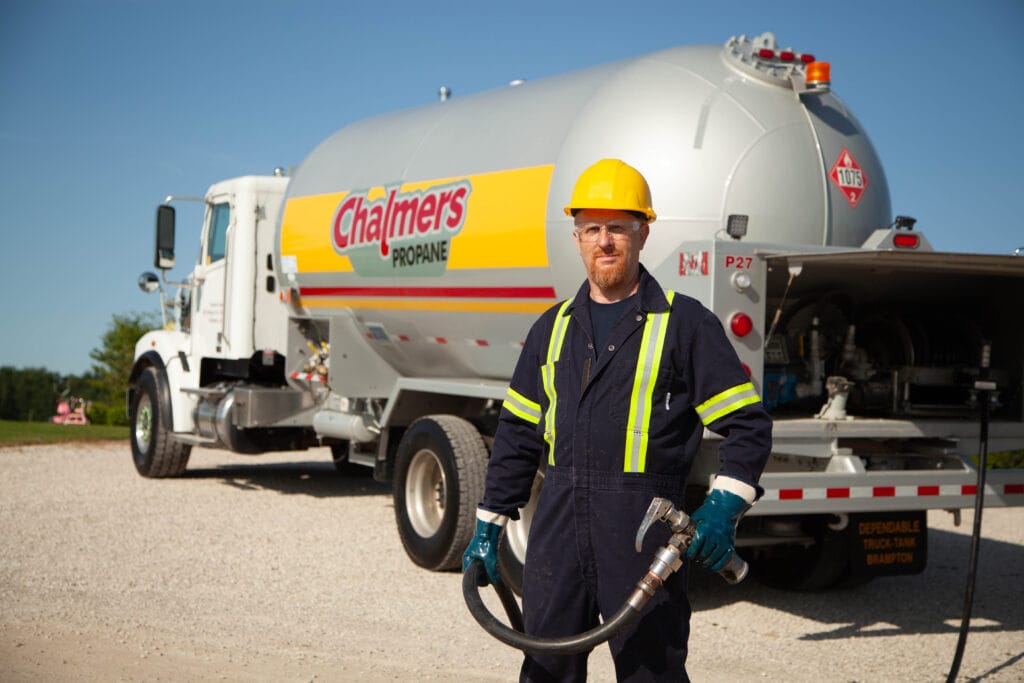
[207,203,230,263]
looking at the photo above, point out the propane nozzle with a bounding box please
[631,497,749,596]
[635,497,689,551]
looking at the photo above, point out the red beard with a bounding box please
[585,248,635,293]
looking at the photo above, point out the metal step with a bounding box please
[182,387,227,399]
[171,433,218,446]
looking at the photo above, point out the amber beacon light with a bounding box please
[805,61,831,92]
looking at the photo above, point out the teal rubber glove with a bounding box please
[685,488,750,572]
[462,518,504,585]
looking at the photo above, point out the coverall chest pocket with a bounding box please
[605,353,652,430]
[608,363,687,432]
[658,365,688,415]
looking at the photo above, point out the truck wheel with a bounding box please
[497,469,544,596]
[130,367,191,478]
[393,416,486,571]
[748,517,850,591]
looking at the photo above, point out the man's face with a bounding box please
[573,208,649,294]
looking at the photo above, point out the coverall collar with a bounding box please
[564,264,672,316]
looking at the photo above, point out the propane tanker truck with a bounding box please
[131,33,1024,591]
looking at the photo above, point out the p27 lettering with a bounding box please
[724,255,753,270]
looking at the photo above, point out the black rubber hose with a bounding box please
[946,373,991,683]
[463,561,641,655]
[492,570,525,633]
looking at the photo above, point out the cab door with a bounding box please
[190,195,232,359]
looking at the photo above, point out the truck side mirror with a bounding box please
[156,204,176,270]
[138,271,160,293]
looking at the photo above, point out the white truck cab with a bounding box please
[130,174,294,463]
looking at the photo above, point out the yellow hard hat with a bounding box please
[563,158,656,223]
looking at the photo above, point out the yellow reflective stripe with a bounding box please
[546,300,572,364]
[624,291,675,473]
[542,300,572,465]
[696,382,761,425]
[541,363,557,462]
[503,387,541,424]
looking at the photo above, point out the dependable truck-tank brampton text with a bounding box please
[130,33,1024,591]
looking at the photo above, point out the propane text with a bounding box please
[392,240,449,268]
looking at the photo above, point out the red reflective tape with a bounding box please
[1006,484,1024,495]
[827,488,850,498]
[779,489,803,500]
[398,335,411,342]
[873,486,896,497]
[961,484,978,495]
[289,372,324,383]
[918,485,940,496]
[300,286,557,299]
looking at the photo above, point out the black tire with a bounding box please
[748,516,851,591]
[130,366,191,478]
[393,415,487,571]
[497,469,544,596]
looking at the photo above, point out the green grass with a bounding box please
[0,419,129,446]
[0,418,1020,468]
[976,449,1024,470]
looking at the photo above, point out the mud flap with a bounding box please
[846,511,928,578]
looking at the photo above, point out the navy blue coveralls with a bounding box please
[482,266,772,682]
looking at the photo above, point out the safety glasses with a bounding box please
[573,220,641,242]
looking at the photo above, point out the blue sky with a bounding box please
[2,0,1022,375]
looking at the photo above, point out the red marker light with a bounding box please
[779,51,795,62]
[758,48,775,59]
[800,53,816,63]
[730,312,754,337]
[893,233,920,249]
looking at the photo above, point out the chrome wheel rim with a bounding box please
[405,448,446,538]
[135,395,153,454]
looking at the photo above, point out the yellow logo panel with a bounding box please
[280,165,554,275]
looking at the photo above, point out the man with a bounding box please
[463,159,772,681]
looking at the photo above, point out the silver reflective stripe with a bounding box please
[624,291,675,473]
[695,381,760,426]
[503,387,541,424]
[542,300,572,464]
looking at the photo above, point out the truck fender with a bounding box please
[127,352,174,432]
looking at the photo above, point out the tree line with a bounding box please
[0,312,158,426]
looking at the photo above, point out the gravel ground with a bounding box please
[1,442,1022,682]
